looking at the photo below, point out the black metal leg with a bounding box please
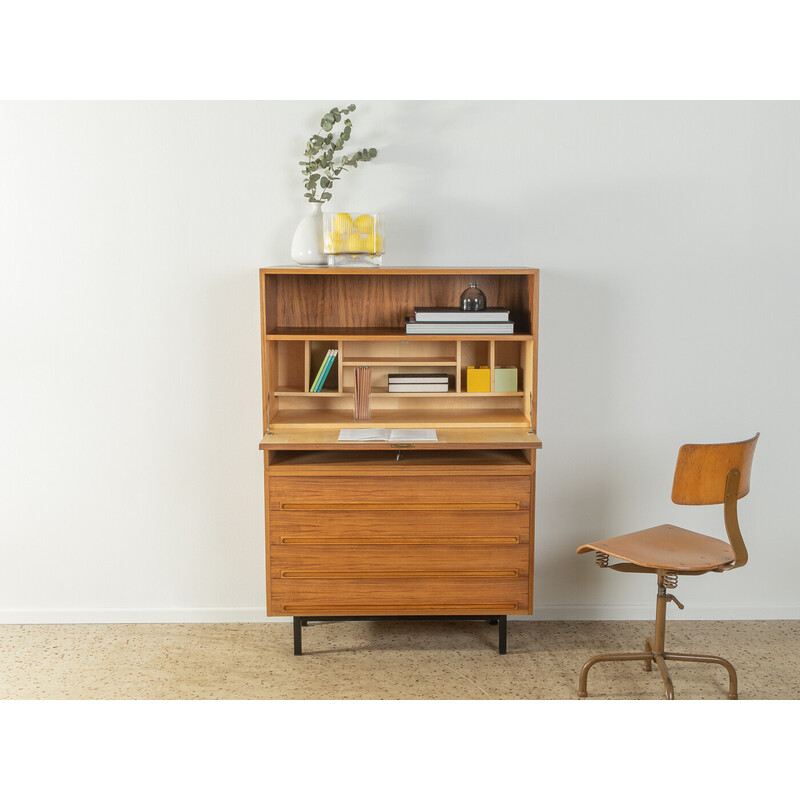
[293,616,303,655]
[288,615,508,655]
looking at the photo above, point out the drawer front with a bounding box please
[269,510,530,546]
[267,474,532,616]
[269,475,530,510]
[271,544,529,579]
[270,578,530,616]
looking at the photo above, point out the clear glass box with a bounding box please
[323,212,384,266]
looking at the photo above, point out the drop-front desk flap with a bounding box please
[260,427,542,450]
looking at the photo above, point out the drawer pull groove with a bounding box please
[280,569,520,579]
[280,502,520,511]
[279,536,521,545]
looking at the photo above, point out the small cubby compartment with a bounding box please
[342,339,457,366]
[493,340,524,394]
[308,340,340,393]
[460,341,491,392]
[343,339,457,394]
[274,340,306,393]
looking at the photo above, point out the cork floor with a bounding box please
[1,620,798,700]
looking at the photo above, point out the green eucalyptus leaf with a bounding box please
[300,102,377,201]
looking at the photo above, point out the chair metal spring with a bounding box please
[595,552,609,567]
[664,572,678,589]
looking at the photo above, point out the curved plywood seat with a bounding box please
[576,524,735,572]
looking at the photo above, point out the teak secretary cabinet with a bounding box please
[259,267,541,654]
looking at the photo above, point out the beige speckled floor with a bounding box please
[1,620,798,700]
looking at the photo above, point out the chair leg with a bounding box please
[653,653,675,700]
[664,652,738,700]
[643,637,654,672]
[578,572,738,699]
[578,651,655,698]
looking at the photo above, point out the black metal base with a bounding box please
[292,615,507,655]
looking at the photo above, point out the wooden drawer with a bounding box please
[267,473,533,616]
[269,475,530,510]
[271,544,529,579]
[270,577,530,616]
[269,509,530,546]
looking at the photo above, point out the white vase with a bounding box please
[291,203,327,266]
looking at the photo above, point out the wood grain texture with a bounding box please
[577,524,735,572]
[269,475,530,510]
[269,510,530,544]
[272,577,529,615]
[267,273,532,331]
[267,448,533,472]
[260,267,539,619]
[260,427,542,449]
[672,433,759,505]
[268,408,531,430]
[271,544,529,576]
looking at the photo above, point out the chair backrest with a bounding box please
[671,433,759,506]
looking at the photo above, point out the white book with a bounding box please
[388,373,448,383]
[405,317,514,334]
[388,384,448,392]
[413,307,510,322]
[338,428,438,442]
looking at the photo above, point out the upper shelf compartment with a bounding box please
[261,269,537,338]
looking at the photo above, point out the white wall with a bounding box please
[1,101,798,622]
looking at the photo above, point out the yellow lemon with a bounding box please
[346,232,365,252]
[354,214,375,235]
[329,231,347,252]
[373,234,384,253]
[333,212,354,235]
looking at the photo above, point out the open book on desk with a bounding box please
[338,428,438,442]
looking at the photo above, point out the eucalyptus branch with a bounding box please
[300,104,378,204]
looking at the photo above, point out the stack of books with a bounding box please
[404,307,514,334]
[310,349,338,392]
[388,373,449,393]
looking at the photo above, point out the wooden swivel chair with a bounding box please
[576,433,759,700]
